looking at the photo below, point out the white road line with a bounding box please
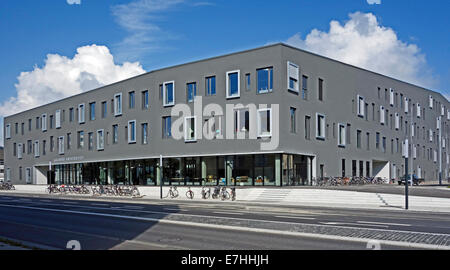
[213,211,244,215]
[121,206,144,209]
[320,222,388,228]
[0,203,447,250]
[40,200,52,202]
[63,202,78,204]
[91,203,110,207]
[357,221,412,227]
[163,208,188,212]
[275,215,316,220]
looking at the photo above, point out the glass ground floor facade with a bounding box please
[49,153,313,187]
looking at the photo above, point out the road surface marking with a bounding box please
[0,203,448,250]
[91,203,110,207]
[213,211,244,215]
[320,222,388,228]
[275,215,316,220]
[63,201,78,204]
[120,206,144,209]
[357,221,411,227]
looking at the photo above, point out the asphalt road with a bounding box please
[0,194,448,250]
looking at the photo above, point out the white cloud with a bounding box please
[367,0,381,4]
[111,0,185,62]
[0,44,145,118]
[286,12,437,90]
[67,0,81,5]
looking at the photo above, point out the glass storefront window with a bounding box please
[233,155,253,186]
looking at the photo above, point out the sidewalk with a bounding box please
[1,185,450,213]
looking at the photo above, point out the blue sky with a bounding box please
[0,0,449,144]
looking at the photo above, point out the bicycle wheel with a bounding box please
[221,191,230,201]
[186,190,194,199]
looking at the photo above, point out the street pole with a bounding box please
[160,154,163,199]
[404,138,409,210]
[439,116,442,186]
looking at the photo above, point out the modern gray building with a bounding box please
[3,43,450,186]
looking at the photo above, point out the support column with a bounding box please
[275,154,281,186]
[307,156,312,185]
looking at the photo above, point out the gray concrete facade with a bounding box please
[3,43,449,185]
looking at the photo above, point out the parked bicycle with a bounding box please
[186,187,194,199]
[164,186,179,199]
[201,186,211,199]
[220,186,230,201]
[230,187,236,201]
[0,181,15,191]
[212,186,221,199]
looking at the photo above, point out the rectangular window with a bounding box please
[382,137,386,153]
[69,108,74,122]
[18,145,22,159]
[302,75,308,100]
[88,132,93,150]
[142,90,149,109]
[404,97,409,113]
[234,108,249,133]
[390,88,394,106]
[162,116,172,139]
[287,62,299,92]
[142,123,148,144]
[128,120,136,143]
[67,133,71,150]
[245,73,251,91]
[318,78,324,101]
[78,104,85,123]
[357,130,362,149]
[58,136,64,155]
[185,116,197,142]
[36,117,40,129]
[395,113,400,130]
[55,109,61,129]
[27,140,32,154]
[338,123,346,147]
[290,107,296,133]
[102,101,107,118]
[34,141,40,157]
[316,113,325,140]
[50,136,54,152]
[357,95,365,117]
[380,106,385,124]
[78,131,84,149]
[49,115,54,129]
[5,124,11,139]
[97,129,104,150]
[429,95,433,108]
[206,76,216,96]
[129,91,135,109]
[226,70,240,98]
[90,102,96,121]
[15,123,18,134]
[257,67,273,93]
[376,132,380,149]
[305,116,311,140]
[114,93,122,116]
[366,132,370,151]
[28,119,32,131]
[187,82,197,103]
[41,114,47,131]
[257,109,272,137]
[163,81,175,106]
[416,104,421,118]
[113,125,119,144]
